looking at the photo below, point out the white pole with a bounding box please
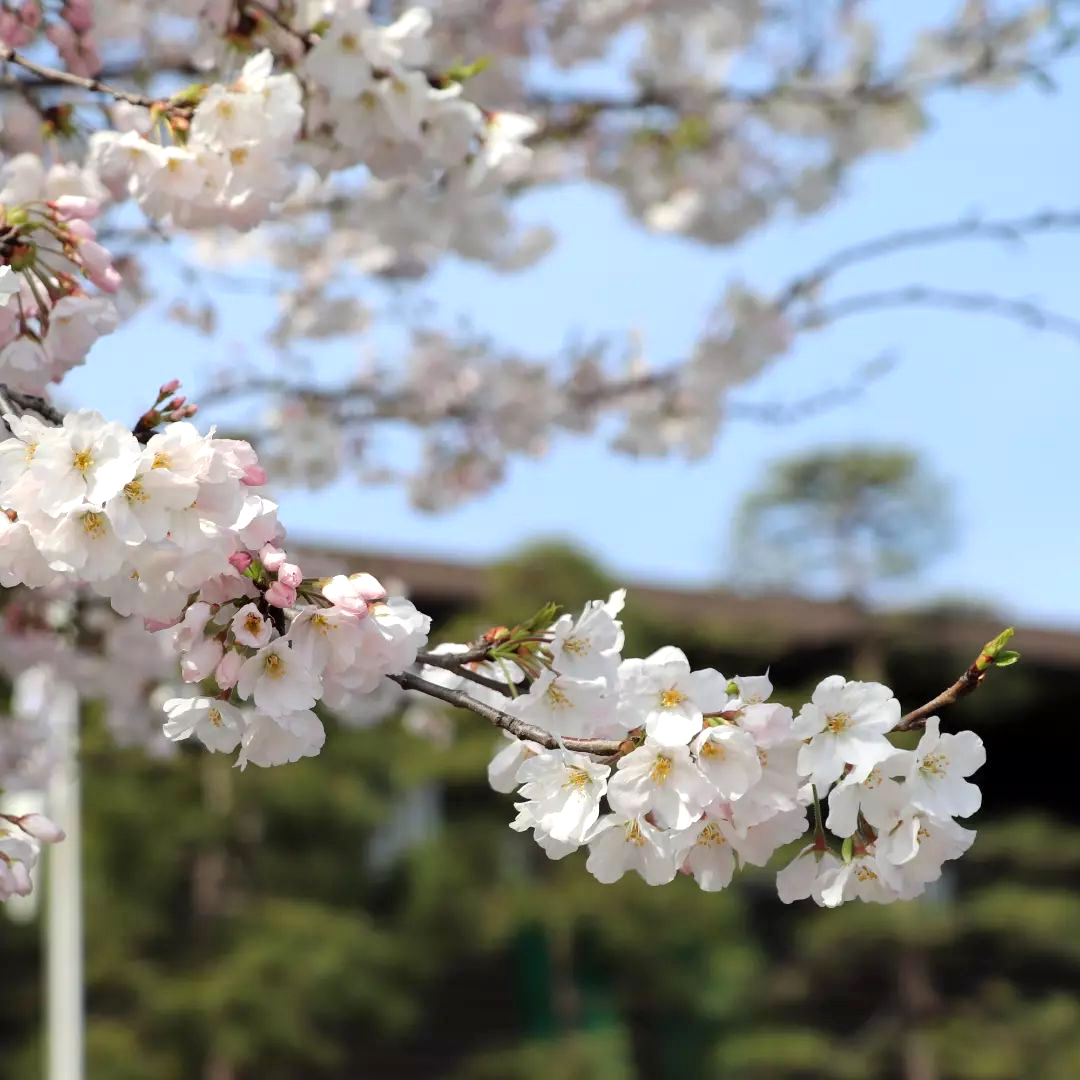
[46,680,83,1080]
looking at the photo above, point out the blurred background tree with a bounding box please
[731,446,954,604]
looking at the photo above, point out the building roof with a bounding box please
[295,545,1080,668]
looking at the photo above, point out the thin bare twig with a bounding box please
[389,669,624,757]
[893,632,1015,732]
[801,286,1080,345]
[0,45,161,109]
[776,210,1080,308]
[0,383,64,425]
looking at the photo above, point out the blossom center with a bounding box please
[545,682,571,709]
[564,768,591,791]
[80,511,106,536]
[697,822,726,847]
[208,707,223,728]
[562,635,588,656]
[825,712,850,734]
[151,451,171,470]
[649,754,672,784]
[124,478,148,503]
[854,865,878,882]
[72,448,94,474]
[244,613,263,637]
[263,652,285,678]
[919,752,949,776]
[699,739,726,761]
[658,687,687,710]
[623,819,646,846]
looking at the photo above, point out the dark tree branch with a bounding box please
[802,286,1080,345]
[388,669,623,757]
[0,384,64,425]
[893,631,1015,732]
[0,45,163,109]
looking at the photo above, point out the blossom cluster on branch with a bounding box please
[0,0,1041,907]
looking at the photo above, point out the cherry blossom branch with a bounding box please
[0,383,64,425]
[801,287,1080,345]
[240,0,317,49]
[775,209,1080,308]
[388,669,624,756]
[530,30,1080,136]
[893,628,1018,732]
[0,45,160,109]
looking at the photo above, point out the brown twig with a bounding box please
[0,383,63,425]
[388,669,623,757]
[241,0,317,50]
[0,45,162,109]
[801,286,1080,346]
[893,630,1015,732]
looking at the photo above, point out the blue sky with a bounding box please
[65,11,1080,629]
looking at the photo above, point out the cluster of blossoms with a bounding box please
[0,155,119,393]
[162,555,429,768]
[90,51,303,229]
[300,1,536,192]
[473,592,984,905]
[0,808,63,901]
[0,398,429,777]
[0,1,95,69]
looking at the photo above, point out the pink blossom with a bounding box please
[278,562,303,587]
[265,580,297,608]
[50,194,101,220]
[228,551,253,572]
[241,464,267,486]
[260,544,286,571]
[215,649,243,690]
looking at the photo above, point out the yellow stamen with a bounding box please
[825,712,850,734]
[151,451,171,469]
[659,687,687,709]
[564,768,591,791]
[124,478,148,503]
[263,652,285,678]
[697,822,727,847]
[72,448,93,474]
[80,511,106,537]
[649,754,672,784]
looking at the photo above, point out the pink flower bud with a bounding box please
[86,264,122,293]
[65,218,96,241]
[321,573,386,614]
[228,551,253,572]
[9,860,32,897]
[164,396,185,411]
[241,464,267,486]
[12,813,65,844]
[260,544,286,572]
[158,378,181,396]
[264,580,296,608]
[62,1,93,33]
[19,2,41,30]
[50,194,100,221]
[352,572,387,602]
[180,638,223,682]
[277,562,303,587]
[183,404,199,418]
[214,650,243,691]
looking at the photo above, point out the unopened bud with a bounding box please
[277,562,303,587]
[228,551,253,572]
[158,379,181,398]
[11,813,65,844]
[265,580,297,608]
